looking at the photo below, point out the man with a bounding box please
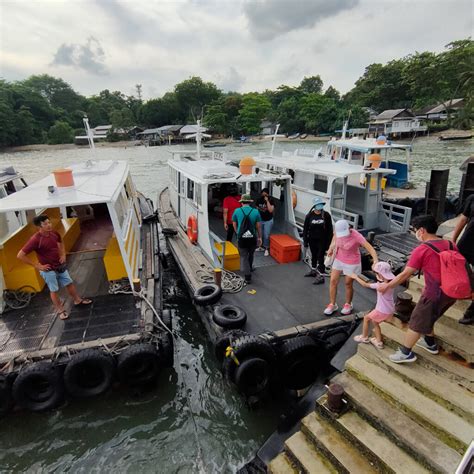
[452,194,474,325]
[379,215,456,363]
[232,194,262,283]
[17,215,91,320]
[255,188,275,257]
[222,185,241,242]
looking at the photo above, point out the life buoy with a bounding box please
[0,375,12,415]
[193,284,222,306]
[12,362,64,412]
[292,190,297,209]
[117,343,161,387]
[187,215,198,244]
[63,349,115,398]
[213,305,247,329]
[214,329,248,364]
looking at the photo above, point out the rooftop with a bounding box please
[180,124,208,135]
[373,109,414,121]
[328,138,412,152]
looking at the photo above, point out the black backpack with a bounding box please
[238,208,257,248]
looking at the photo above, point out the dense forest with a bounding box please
[0,39,472,148]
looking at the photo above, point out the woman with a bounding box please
[324,219,378,315]
[303,197,333,282]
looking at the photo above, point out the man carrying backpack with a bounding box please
[378,215,470,364]
[232,194,262,283]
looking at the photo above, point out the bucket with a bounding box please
[53,168,74,187]
[239,156,256,175]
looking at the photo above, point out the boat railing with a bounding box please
[330,208,360,229]
[378,201,412,233]
[209,230,225,269]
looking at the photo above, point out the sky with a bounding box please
[0,0,472,99]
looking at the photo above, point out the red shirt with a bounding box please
[22,231,62,268]
[223,195,241,224]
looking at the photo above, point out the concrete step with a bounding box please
[357,342,474,423]
[335,410,430,473]
[268,453,298,474]
[333,372,463,474]
[381,322,474,391]
[284,432,334,474]
[301,411,377,474]
[346,354,472,452]
[433,323,474,363]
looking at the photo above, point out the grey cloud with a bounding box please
[51,37,108,75]
[216,67,245,92]
[243,0,359,41]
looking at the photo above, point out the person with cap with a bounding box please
[302,197,333,282]
[223,185,241,242]
[232,194,262,283]
[255,188,275,256]
[324,219,378,316]
[350,261,395,349]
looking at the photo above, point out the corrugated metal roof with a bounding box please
[425,99,464,115]
[180,124,208,135]
[374,109,413,121]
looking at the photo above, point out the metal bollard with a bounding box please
[214,268,222,288]
[327,383,345,413]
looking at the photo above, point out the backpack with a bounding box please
[424,241,471,299]
[238,208,257,248]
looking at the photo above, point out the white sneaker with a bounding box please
[340,303,353,315]
[324,303,339,315]
[264,249,269,257]
[256,247,265,252]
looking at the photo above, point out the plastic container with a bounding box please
[214,241,240,271]
[239,156,256,175]
[53,168,74,187]
[270,234,301,264]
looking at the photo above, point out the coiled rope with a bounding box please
[3,286,36,310]
[195,267,245,293]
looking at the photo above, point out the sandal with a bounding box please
[74,298,92,306]
[370,337,384,349]
[58,310,69,320]
[354,335,370,343]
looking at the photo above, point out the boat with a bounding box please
[439,134,473,141]
[299,134,308,139]
[288,133,300,139]
[0,131,171,415]
[203,143,227,148]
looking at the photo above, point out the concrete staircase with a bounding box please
[268,278,473,474]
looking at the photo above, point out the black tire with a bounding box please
[214,329,248,364]
[63,349,115,398]
[0,375,12,416]
[160,309,174,368]
[212,305,247,329]
[12,362,64,412]
[324,331,349,353]
[193,284,222,306]
[160,253,169,269]
[117,343,161,387]
[234,357,271,396]
[279,336,321,390]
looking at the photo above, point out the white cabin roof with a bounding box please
[328,138,412,152]
[0,167,22,186]
[0,160,129,212]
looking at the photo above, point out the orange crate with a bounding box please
[269,234,301,264]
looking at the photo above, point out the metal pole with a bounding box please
[83,117,95,150]
[270,124,280,158]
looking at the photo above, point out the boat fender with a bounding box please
[214,329,248,364]
[159,252,169,269]
[12,362,64,412]
[291,190,297,209]
[0,375,12,415]
[187,215,198,244]
[162,227,178,237]
[212,305,247,330]
[278,336,321,390]
[160,309,174,367]
[234,357,271,396]
[193,284,222,306]
[117,343,161,387]
[63,349,115,398]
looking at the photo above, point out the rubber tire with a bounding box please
[63,349,115,398]
[324,331,349,353]
[0,375,12,416]
[214,329,248,364]
[279,336,321,390]
[12,362,64,412]
[117,343,161,387]
[160,309,174,368]
[212,305,247,329]
[222,335,276,386]
[193,284,222,306]
[234,357,271,396]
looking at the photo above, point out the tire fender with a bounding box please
[117,343,161,387]
[214,329,248,364]
[0,375,12,416]
[212,305,247,330]
[193,284,222,306]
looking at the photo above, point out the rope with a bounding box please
[3,286,36,310]
[195,267,245,293]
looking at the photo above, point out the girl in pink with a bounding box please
[352,261,395,349]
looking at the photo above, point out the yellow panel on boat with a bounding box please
[369,177,387,191]
[214,241,240,271]
[104,235,127,281]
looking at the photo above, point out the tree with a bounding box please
[141,93,181,127]
[324,86,341,102]
[48,121,74,144]
[276,97,305,133]
[15,106,37,145]
[299,76,324,94]
[0,99,16,147]
[237,93,271,134]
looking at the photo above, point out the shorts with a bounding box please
[332,259,362,276]
[409,293,455,335]
[366,309,392,323]
[40,270,73,292]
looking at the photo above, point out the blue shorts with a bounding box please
[40,270,73,292]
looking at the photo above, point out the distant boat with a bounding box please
[300,133,308,139]
[203,143,227,148]
[439,134,472,141]
[288,133,300,139]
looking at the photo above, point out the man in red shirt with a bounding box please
[17,214,91,320]
[223,185,241,242]
[379,215,456,363]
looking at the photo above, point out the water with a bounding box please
[0,136,472,472]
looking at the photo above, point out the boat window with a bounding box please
[114,189,128,230]
[187,179,194,200]
[195,183,202,207]
[313,174,328,193]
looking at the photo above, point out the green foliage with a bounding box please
[237,93,271,134]
[48,121,74,144]
[141,93,181,127]
[299,76,324,94]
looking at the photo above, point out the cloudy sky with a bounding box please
[0,0,472,99]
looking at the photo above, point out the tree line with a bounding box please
[0,39,471,148]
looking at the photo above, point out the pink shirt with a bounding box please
[335,229,366,265]
[370,282,395,315]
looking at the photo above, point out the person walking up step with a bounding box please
[255,188,275,257]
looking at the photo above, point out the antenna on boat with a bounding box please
[341,110,351,140]
[83,116,95,151]
[270,123,280,157]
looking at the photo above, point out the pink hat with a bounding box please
[373,261,395,280]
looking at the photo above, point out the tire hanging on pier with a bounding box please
[0,375,12,415]
[214,329,248,364]
[12,362,64,412]
[117,343,162,387]
[160,309,174,368]
[193,284,222,306]
[213,305,247,329]
[63,349,115,398]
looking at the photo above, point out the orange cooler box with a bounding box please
[270,234,301,264]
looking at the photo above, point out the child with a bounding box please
[351,261,395,349]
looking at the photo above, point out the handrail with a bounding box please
[379,200,412,232]
[209,230,225,268]
[330,207,359,229]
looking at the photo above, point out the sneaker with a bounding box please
[313,275,325,285]
[304,270,317,277]
[256,247,265,252]
[264,249,269,257]
[324,303,338,315]
[416,338,439,355]
[354,335,370,343]
[459,313,474,325]
[389,348,417,364]
[341,303,353,315]
[370,337,384,349]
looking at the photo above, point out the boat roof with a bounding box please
[0,160,129,212]
[0,167,22,186]
[169,159,291,184]
[329,138,412,152]
[256,155,396,178]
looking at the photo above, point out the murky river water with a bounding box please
[0,137,472,473]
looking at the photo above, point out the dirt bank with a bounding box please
[0,140,139,153]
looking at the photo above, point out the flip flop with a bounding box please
[74,298,92,306]
[58,310,69,320]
